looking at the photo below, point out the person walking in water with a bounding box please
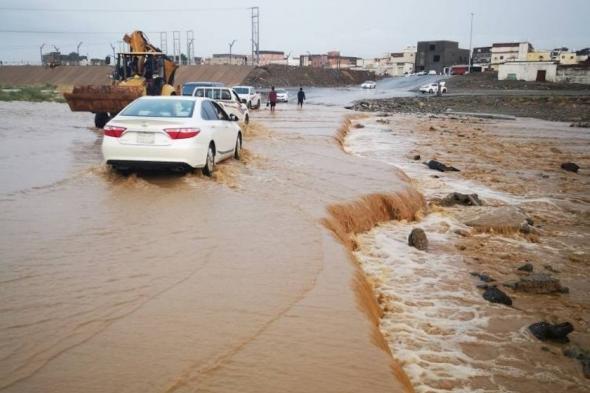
[268,86,277,113]
[297,87,306,108]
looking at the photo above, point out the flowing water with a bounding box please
[345,115,590,392]
[0,101,421,392]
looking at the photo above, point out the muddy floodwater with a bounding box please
[0,101,417,392]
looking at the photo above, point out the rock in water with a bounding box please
[513,273,566,294]
[440,192,482,207]
[561,162,580,173]
[529,321,574,343]
[482,287,512,306]
[517,263,534,272]
[425,160,460,172]
[408,228,428,251]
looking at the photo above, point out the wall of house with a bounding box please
[556,65,590,84]
[527,51,551,61]
[559,52,578,65]
[498,62,557,82]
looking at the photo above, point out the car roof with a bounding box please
[136,96,208,102]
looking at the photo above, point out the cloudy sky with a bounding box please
[0,0,588,63]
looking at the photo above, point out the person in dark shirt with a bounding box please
[268,86,277,112]
[297,87,306,108]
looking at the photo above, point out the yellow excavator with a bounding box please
[64,31,178,128]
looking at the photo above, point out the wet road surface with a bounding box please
[0,102,416,392]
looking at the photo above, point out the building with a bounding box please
[472,46,491,67]
[498,61,557,82]
[300,51,358,69]
[576,48,590,64]
[258,50,285,65]
[527,50,551,62]
[208,53,250,65]
[558,52,578,65]
[490,42,532,70]
[550,47,569,61]
[415,41,470,74]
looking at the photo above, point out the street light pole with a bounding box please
[77,41,83,64]
[228,39,237,65]
[468,12,474,73]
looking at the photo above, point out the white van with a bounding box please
[192,87,250,124]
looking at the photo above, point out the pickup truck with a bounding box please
[232,86,261,109]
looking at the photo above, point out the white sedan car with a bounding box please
[102,96,242,176]
[419,82,447,94]
[361,80,377,89]
[275,88,289,103]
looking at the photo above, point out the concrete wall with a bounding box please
[556,65,590,84]
[498,62,557,82]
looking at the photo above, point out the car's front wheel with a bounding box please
[234,134,242,160]
[202,145,215,177]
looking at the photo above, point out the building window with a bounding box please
[429,44,436,51]
[433,55,440,62]
[539,56,544,60]
[571,56,574,59]
[500,56,504,60]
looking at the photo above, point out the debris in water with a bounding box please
[425,159,460,172]
[529,321,573,343]
[413,154,421,160]
[509,273,568,294]
[561,162,580,173]
[353,123,365,129]
[408,228,428,250]
[482,286,513,306]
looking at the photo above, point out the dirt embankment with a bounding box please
[242,64,377,87]
[446,71,590,91]
[351,95,590,122]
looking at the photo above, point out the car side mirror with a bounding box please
[240,98,247,104]
[229,114,239,121]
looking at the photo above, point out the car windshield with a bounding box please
[276,89,286,93]
[234,87,249,94]
[120,99,195,118]
[364,81,374,84]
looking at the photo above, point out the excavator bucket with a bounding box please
[63,85,144,114]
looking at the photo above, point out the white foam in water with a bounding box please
[355,214,493,392]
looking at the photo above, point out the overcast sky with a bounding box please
[0,0,588,63]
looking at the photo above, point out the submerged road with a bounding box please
[0,101,420,392]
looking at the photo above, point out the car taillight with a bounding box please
[103,125,126,138]
[164,128,201,139]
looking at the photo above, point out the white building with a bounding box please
[491,42,533,70]
[359,46,416,76]
[498,61,557,82]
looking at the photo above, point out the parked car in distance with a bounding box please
[192,86,250,124]
[102,96,242,176]
[419,82,447,94]
[182,81,224,96]
[415,71,427,76]
[361,80,377,89]
[275,88,289,102]
[428,70,437,75]
[233,85,261,109]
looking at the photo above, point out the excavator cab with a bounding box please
[63,31,178,128]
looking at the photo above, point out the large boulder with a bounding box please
[529,321,573,343]
[439,192,483,207]
[408,228,428,251]
[482,286,512,306]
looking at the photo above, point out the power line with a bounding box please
[0,6,250,13]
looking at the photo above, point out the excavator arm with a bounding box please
[123,31,178,85]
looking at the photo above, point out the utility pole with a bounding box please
[110,43,116,60]
[228,39,237,65]
[468,12,474,73]
[250,6,260,65]
[40,43,46,65]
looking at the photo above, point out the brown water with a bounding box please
[345,114,590,392]
[0,102,418,392]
